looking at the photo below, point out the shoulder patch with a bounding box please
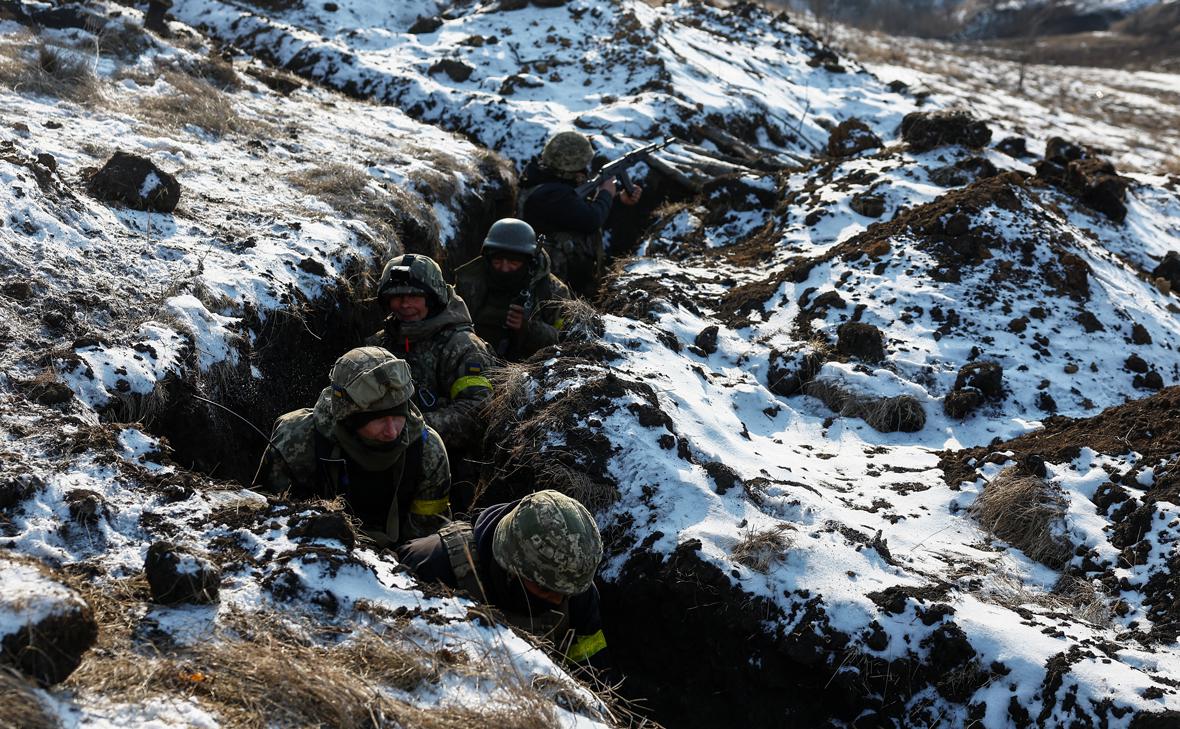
[465,361,483,375]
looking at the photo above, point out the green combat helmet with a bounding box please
[541,131,594,175]
[377,254,449,310]
[492,490,603,595]
[317,347,415,433]
[482,218,538,259]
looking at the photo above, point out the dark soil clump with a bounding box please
[900,110,992,152]
[827,119,882,157]
[86,151,181,213]
[144,541,222,605]
[836,322,885,362]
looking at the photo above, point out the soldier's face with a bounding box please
[388,294,428,322]
[520,577,564,606]
[490,256,526,274]
[355,414,407,442]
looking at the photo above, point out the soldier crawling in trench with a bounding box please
[366,253,495,512]
[396,489,612,672]
[254,346,451,548]
[453,218,572,362]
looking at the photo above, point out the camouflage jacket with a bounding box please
[255,389,451,547]
[517,160,610,296]
[365,293,494,452]
[453,249,572,362]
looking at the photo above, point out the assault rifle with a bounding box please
[496,254,539,358]
[574,137,676,199]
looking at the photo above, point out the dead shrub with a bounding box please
[732,524,794,573]
[554,297,605,343]
[0,40,101,104]
[0,667,56,729]
[96,20,152,60]
[138,71,259,138]
[968,469,1074,569]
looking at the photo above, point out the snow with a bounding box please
[0,560,83,639]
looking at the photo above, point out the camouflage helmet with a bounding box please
[377,254,449,310]
[492,490,602,595]
[322,346,415,425]
[541,131,594,174]
[482,218,538,259]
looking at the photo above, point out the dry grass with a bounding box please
[0,40,102,104]
[970,562,1112,627]
[138,71,261,138]
[65,579,567,729]
[802,378,927,433]
[288,162,408,252]
[555,298,605,342]
[0,667,56,729]
[968,469,1075,569]
[732,524,794,573]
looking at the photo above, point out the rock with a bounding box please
[826,119,881,158]
[1036,391,1057,412]
[0,554,98,685]
[849,192,885,218]
[1036,155,1129,223]
[1075,311,1104,332]
[86,152,181,213]
[35,153,57,172]
[1063,363,1079,374]
[995,137,1030,158]
[1045,137,1088,164]
[1152,251,1180,291]
[836,322,885,363]
[928,157,998,187]
[1125,354,1149,373]
[289,511,356,550]
[943,388,982,419]
[532,0,569,6]
[1134,371,1164,391]
[900,110,992,152]
[429,58,474,82]
[1131,324,1152,345]
[408,15,443,33]
[955,362,1005,397]
[144,541,221,605]
[694,325,719,355]
[702,461,740,494]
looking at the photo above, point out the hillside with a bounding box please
[2,1,1180,728]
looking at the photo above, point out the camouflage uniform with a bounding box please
[366,254,495,454]
[454,248,571,362]
[255,347,451,547]
[395,491,609,667]
[518,132,616,297]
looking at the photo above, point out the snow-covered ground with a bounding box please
[3,0,1180,727]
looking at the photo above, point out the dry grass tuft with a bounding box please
[1051,575,1113,626]
[969,561,1112,627]
[0,667,56,729]
[555,298,605,342]
[288,162,409,252]
[138,71,260,138]
[732,524,794,573]
[96,20,152,61]
[968,469,1075,569]
[802,378,926,433]
[0,40,102,104]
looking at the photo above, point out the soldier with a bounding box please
[518,131,643,297]
[396,490,610,669]
[254,347,450,547]
[454,218,572,362]
[367,253,494,454]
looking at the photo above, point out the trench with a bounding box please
[118,159,838,729]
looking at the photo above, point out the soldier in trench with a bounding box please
[255,346,451,547]
[518,130,643,297]
[366,253,495,512]
[453,218,572,362]
[395,489,611,671]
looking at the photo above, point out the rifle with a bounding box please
[496,254,538,358]
[574,137,675,199]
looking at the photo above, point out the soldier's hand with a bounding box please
[505,304,525,331]
[619,184,643,206]
[598,178,617,197]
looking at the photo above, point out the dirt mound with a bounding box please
[900,110,992,152]
[144,541,222,605]
[85,151,181,213]
[1035,151,1130,222]
[826,119,882,158]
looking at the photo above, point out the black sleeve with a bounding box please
[394,534,458,589]
[527,185,613,234]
